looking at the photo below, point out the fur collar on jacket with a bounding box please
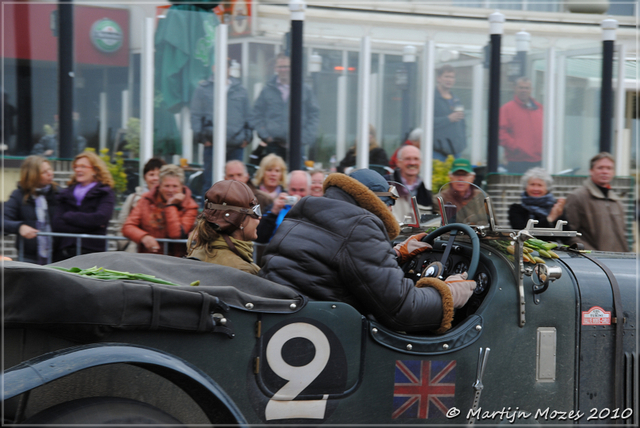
[323,173,400,240]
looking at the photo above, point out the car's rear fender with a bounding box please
[2,342,248,426]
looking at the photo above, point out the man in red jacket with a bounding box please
[499,77,543,173]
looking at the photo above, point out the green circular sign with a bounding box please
[90,18,123,53]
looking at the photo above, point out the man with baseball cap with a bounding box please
[187,180,262,275]
[260,169,476,334]
[436,158,487,225]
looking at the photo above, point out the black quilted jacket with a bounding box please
[259,173,449,332]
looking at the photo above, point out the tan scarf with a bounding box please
[211,235,255,263]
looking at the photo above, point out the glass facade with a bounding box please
[2,1,636,180]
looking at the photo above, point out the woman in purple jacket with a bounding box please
[52,151,115,261]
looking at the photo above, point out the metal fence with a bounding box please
[16,232,188,264]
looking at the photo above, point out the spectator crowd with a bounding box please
[2,57,635,336]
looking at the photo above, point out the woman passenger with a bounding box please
[187,180,261,275]
[3,156,57,264]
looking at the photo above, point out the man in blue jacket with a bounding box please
[433,65,466,160]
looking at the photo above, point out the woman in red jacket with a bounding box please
[122,164,198,257]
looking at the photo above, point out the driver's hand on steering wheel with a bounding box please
[444,272,477,308]
[394,233,432,264]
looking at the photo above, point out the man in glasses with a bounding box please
[260,169,477,334]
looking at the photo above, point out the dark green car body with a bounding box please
[2,186,638,425]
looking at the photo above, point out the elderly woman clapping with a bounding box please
[508,167,565,230]
[123,164,199,257]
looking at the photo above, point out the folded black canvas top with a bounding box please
[3,252,306,335]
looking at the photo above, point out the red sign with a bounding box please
[581,306,612,326]
[3,3,129,66]
[214,0,252,37]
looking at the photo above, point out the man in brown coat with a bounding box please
[564,152,629,252]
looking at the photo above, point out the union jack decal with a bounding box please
[392,360,456,419]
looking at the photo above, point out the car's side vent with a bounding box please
[623,352,637,426]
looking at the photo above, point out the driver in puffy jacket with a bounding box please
[259,169,476,334]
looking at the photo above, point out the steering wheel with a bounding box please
[421,223,480,279]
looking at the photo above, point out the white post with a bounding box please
[555,54,566,172]
[121,89,129,129]
[614,43,627,175]
[336,50,348,162]
[356,36,371,170]
[369,72,378,127]
[420,40,435,190]
[140,17,155,185]
[542,46,556,172]
[213,23,228,185]
[99,92,107,151]
[471,63,484,166]
[336,75,347,162]
[241,40,250,90]
[376,54,385,141]
[181,106,193,163]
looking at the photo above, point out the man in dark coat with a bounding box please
[433,65,466,160]
[191,64,252,193]
[248,53,320,164]
[260,169,476,334]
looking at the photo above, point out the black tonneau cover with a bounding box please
[3,252,305,335]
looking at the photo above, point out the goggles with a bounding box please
[205,202,262,219]
[374,185,399,206]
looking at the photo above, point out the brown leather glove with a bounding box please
[444,272,477,308]
[393,233,432,264]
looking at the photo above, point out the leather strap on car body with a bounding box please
[570,246,625,413]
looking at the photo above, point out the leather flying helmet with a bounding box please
[202,180,259,233]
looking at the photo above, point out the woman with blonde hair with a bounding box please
[123,164,199,257]
[52,151,116,260]
[337,124,389,173]
[3,156,57,264]
[252,153,287,198]
[187,180,261,275]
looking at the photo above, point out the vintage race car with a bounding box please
[2,184,638,426]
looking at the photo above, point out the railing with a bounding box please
[17,232,188,264]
